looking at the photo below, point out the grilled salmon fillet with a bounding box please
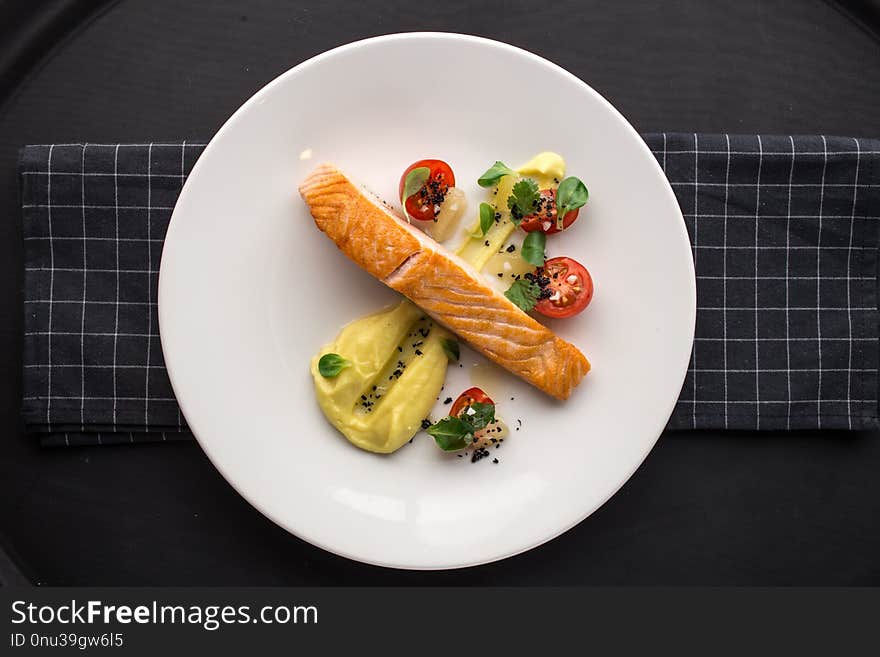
[299,163,590,400]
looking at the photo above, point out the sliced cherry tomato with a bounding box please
[534,256,593,318]
[398,159,456,222]
[450,386,494,417]
[519,188,580,234]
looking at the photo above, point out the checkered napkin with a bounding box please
[20,143,205,446]
[18,135,880,446]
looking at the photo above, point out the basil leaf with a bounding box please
[479,202,495,236]
[318,353,351,378]
[401,167,431,221]
[477,161,516,188]
[427,416,474,451]
[441,338,460,362]
[504,279,541,312]
[461,401,495,432]
[555,176,588,230]
[521,231,546,267]
[507,178,541,225]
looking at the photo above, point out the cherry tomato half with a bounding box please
[534,257,593,319]
[519,188,580,234]
[398,159,456,222]
[450,387,494,417]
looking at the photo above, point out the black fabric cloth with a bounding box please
[20,142,205,446]
[19,134,880,446]
[649,134,879,431]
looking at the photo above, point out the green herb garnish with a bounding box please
[504,278,541,312]
[464,402,495,431]
[479,202,495,236]
[401,166,430,220]
[442,338,460,362]
[507,178,541,225]
[555,176,588,230]
[477,161,517,188]
[521,231,546,267]
[427,416,474,451]
[318,353,351,378]
[427,401,496,451]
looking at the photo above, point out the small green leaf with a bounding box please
[427,416,474,451]
[462,401,495,432]
[441,338,460,362]
[401,167,431,220]
[507,178,541,225]
[521,231,546,267]
[555,176,588,230]
[477,161,516,188]
[479,202,495,236]
[504,279,541,312]
[318,353,351,378]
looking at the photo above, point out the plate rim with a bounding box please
[158,31,696,570]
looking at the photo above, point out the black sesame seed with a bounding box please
[506,244,516,253]
[421,419,431,430]
[493,458,499,464]
[443,397,453,404]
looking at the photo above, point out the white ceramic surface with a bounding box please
[158,33,695,569]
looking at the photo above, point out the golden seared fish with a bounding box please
[298,163,590,400]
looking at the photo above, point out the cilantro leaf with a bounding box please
[441,338,460,362]
[477,161,516,188]
[521,231,546,267]
[462,402,495,432]
[504,278,541,312]
[318,353,351,378]
[507,178,541,225]
[427,416,474,451]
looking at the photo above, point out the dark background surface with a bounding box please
[1,0,879,585]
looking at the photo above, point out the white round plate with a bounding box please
[159,33,695,569]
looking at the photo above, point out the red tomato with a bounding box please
[519,188,580,234]
[398,159,456,222]
[534,257,593,318]
[450,387,494,417]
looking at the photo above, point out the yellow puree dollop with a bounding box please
[311,302,450,453]
[311,152,566,453]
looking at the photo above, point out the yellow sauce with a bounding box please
[457,152,566,271]
[516,151,566,187]
[310,301,450,454]
[311,152,566,453]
